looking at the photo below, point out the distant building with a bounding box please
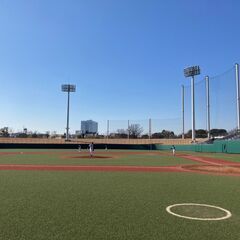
[81,120,98,135]
[75,130,81,135]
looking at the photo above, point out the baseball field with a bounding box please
[0,149,239,240]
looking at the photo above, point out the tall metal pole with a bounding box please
[128,120,130,139]
[66,91,70,140]
[236,63,240,131]
[149,118,152,139]
[206,76,211,139]
[107,120,109,139]
[149,118,152,150]
[182,85,185,139]
[191,76,196,141]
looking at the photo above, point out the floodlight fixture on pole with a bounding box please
[184,66,201,141]
[61,84,76,141]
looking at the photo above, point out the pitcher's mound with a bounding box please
[71,155,113,159]
[183,165,240,175]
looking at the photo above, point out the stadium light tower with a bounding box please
[184,66,201,141]
[61,84,76,141]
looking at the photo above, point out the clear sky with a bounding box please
[0,0,240,134]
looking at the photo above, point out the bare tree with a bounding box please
[128,124,143,138]
[115,129,128,138]
[0,127,9,137]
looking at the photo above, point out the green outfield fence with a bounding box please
[0,140,240,153]
[155,140,240,154]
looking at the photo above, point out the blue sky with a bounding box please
[0,0,239,134]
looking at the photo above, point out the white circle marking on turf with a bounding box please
[166,203,232,221]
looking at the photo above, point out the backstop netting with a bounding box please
[183,66,237,135]
[210,67,236,131]
[104,118,181,138]
[184,78,207,134]
[92,65,239,139]
[151,118,181,137]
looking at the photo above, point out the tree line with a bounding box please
[0,125,228,139]
[108,124,228,139]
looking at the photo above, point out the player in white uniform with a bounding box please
[171,145,176,156]
[89,142,94,157]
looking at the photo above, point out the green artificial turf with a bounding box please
[0,150,197,166]
[178,151,240,163]
[0,149,74,152]
[1,149,240,163]
[0,171,239,240]
[199,153,240,163]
